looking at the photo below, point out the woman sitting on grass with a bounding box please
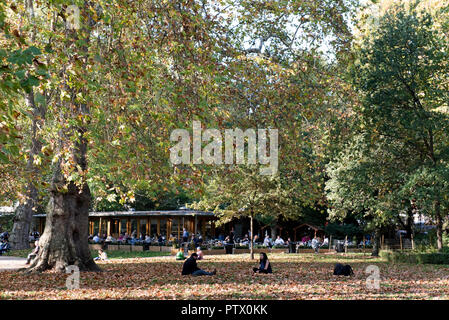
[252,252,272,274]
[176,248,186,260]
[94,249,108,261]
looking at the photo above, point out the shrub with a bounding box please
[381,250,449,265]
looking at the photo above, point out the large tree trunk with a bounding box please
[27,176,99,272]
[10,189,36,250]
[26,137,100,273]
[435,201,443,251]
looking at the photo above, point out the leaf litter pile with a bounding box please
[1,253,448,299]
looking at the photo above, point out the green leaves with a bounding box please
[328,2,449,233]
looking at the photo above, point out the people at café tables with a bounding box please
[93,233,101,243]
[263,235,272,248]
[253,234,259,244]
[158,234,164,245]
[274,235,285,246]
[241,234,249,245]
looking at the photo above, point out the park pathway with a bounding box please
[0,256,27,271]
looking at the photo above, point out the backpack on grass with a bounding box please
[333,263,354,276]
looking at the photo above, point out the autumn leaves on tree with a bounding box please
[1,0,448,273]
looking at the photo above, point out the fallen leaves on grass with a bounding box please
[0,254,449,300]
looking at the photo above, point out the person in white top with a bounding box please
[93,234,101,243]
[94,249,108,261]
[274,236,285,246]
[263,235,271,247]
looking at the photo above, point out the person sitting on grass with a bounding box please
[94,248,108,261]
[196,247,204,260]
[25,240,40,264]
[252,252,272,274]
[176,248,186,260]
[181,253,216,276]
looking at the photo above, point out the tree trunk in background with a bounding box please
[11,90,43,250]
[435,201,443,251]
[371,229,381,257]
[271,226,277,240]
[405,205,414,239]
[250,213,254,260]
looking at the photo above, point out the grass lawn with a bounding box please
[3,249,170,259]
[1,252,449,299]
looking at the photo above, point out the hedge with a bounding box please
[381,250,449,265]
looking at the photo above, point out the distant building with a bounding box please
[33,210,217,240]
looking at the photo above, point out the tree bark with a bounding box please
[271,226,277,239]
[26,139,100,273]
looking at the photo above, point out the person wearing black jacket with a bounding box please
[181,253,216,276]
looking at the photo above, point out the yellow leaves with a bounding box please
[32,154,41,166]
[41,145,52,157]
[106,193,117,202]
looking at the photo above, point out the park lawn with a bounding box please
[3,249,170,259]
[1,253,449,299]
